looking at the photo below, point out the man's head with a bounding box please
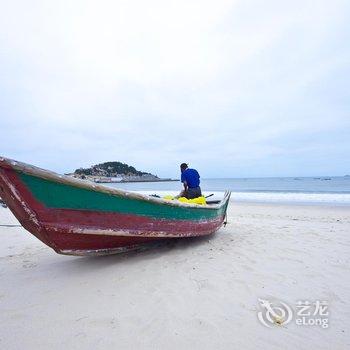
[180,163,188,172]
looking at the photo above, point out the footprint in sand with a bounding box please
[22,261,37,268]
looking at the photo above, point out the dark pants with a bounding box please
[186,186,202,199]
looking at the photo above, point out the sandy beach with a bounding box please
[0,201,349,349]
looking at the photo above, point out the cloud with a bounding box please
[0,0,349,177]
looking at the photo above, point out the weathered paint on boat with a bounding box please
[0,157,230,256]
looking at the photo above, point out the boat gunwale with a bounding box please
[0,157,231,210]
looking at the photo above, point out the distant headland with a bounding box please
[66,161,178,183]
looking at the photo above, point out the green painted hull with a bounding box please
[19,172,226,221]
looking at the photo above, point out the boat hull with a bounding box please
[0,157,230,256]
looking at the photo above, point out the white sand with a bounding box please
[0,202,349,349]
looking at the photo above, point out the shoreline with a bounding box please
[97,179,179,184]
[230,199,350,207]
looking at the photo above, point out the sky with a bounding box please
[0,0,349,178]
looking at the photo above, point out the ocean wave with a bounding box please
[230,191,350,205]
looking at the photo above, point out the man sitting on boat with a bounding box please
[177,163,202,199]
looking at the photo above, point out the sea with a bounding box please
[105,176,350,206]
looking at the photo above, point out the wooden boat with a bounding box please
[0,157,230,256]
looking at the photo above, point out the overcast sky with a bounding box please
[0,0,349,178]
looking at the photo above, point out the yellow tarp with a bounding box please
[163,195,206,205]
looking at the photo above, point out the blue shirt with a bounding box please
[181,168,200,188]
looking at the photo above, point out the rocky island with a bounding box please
[69,161,177,183]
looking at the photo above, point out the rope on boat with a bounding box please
[0,224,21,227]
